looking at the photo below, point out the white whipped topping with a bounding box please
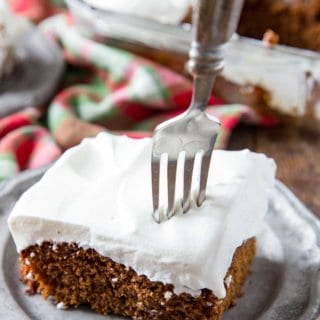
[8,132,276,299]
[83,0,192,25]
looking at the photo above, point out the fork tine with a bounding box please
[182,156,195,213]
[167,158,177,219]
[151,156,161,223]
[197,152,211,206]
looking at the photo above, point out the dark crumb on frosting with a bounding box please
[19,238,256,320]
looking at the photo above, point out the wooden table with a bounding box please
[228,123,320,218]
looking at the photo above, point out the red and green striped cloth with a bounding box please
[7,0,65,22]
[0,7,278,181]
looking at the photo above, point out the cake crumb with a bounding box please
[30,252,36,258]
[24,259,31,266]
[207,302,213,307]
[52,243,58,252]
[262,29,279,48]
[26,271,33,281]
[164,291,172,300]
[225,275,232,288]
[56,302,67,310]
[111,277,118,282]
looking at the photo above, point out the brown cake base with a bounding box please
[19,238,256,320]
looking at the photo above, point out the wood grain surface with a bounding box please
[228,123,320,218]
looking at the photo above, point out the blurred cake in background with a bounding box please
[69,0,320,122]
[238,0,320,51]
[82,0,320,52]
[0,0,31,80]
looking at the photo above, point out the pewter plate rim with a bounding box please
[0,167,319,320]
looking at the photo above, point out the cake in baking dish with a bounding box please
[8,132,276,319]
[238,0,320,51]
[83,0,320,52]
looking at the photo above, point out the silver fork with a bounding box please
[151,0,244,223]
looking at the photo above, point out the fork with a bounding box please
[151,0,244,223]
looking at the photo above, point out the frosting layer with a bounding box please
[8,133,276,299]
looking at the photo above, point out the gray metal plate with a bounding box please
[0,168,319,320]
[0,28,64,117]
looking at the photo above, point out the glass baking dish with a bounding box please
[67,0,320,121]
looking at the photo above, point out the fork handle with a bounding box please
[187,0,244,112]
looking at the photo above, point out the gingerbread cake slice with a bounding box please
[8,132,276,319]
